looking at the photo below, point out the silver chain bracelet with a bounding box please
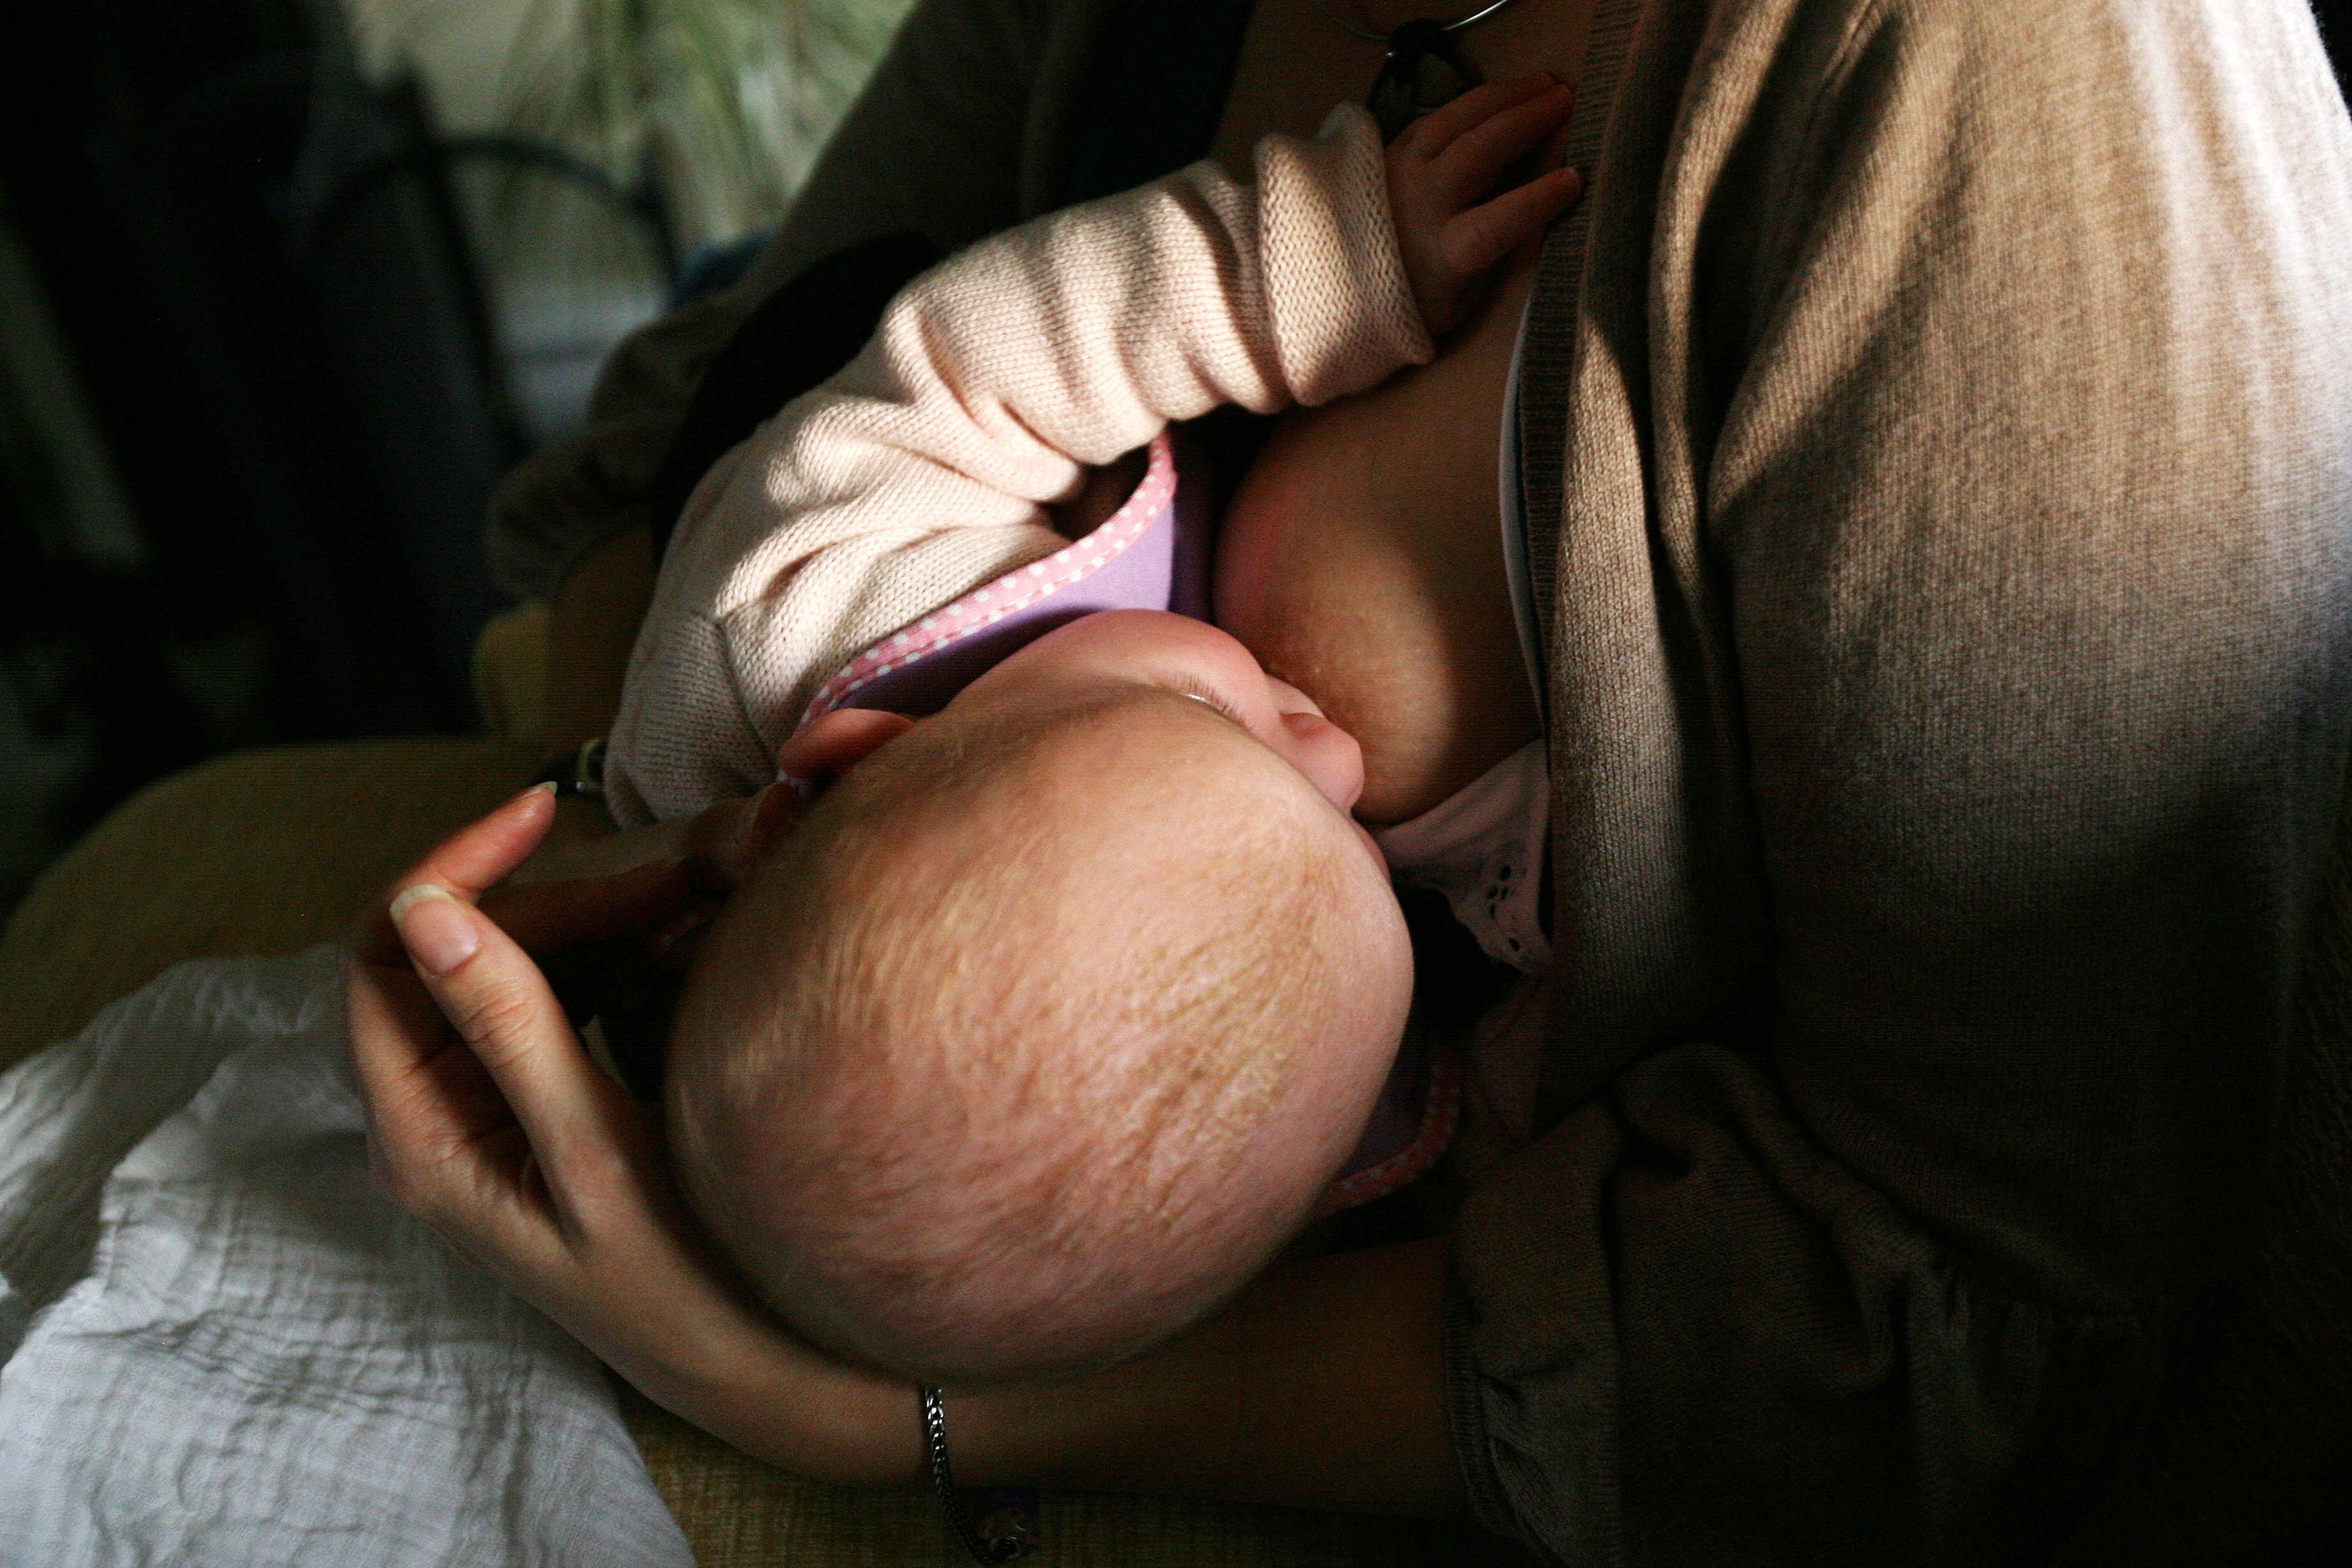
[921,1386,1038,1563]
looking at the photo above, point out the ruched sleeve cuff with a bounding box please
[1253,103,1436,407]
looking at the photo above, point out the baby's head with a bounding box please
[666,611,1411,1385]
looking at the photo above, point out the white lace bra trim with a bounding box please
[1371,737,1551,971]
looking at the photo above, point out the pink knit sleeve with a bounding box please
[606,105,1432,824]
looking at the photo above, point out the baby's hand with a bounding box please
[1388,75,1583,335]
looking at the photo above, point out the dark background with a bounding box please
[3,0,2351,915]
[0,0,688,911]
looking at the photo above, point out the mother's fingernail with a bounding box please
[390,883,480,975]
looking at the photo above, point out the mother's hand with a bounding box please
[344,787,1460,1514]
[343,784,911,1483]
[509,763,805,888]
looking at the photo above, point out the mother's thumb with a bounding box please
[391,883,549,1078]
[390,882,612,1162]
[391,884,482,976]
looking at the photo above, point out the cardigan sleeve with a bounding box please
[604,105,1432,825]
[481,0,1083,601]
[1449,0,2352,1561]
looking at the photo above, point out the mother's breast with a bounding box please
[1213,265,1542,825]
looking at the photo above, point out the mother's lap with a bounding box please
[0,735,1472,1566]
[0,737,539,1072]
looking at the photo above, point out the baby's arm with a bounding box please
[607,80,1578,824]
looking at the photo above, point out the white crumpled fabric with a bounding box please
[0,947,693,1567]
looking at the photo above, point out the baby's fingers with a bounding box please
[1428,83,1576,206]
[1443,164,1585,278]
[1395,73,1558,163]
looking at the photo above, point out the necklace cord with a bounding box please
[1309,0,1522,45]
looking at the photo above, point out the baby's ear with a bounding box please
[776,708,917,783]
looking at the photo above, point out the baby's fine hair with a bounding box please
[668,689,1388,1384]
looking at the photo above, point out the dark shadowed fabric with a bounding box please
[1456,0,2352,1562]
[2047,730,2352,1565]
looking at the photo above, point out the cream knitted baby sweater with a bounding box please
[605,104,1432,825]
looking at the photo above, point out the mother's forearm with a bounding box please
[360,791,1453,1518]
[678,1235,1463,1513]
[945,1236,1462,1516]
